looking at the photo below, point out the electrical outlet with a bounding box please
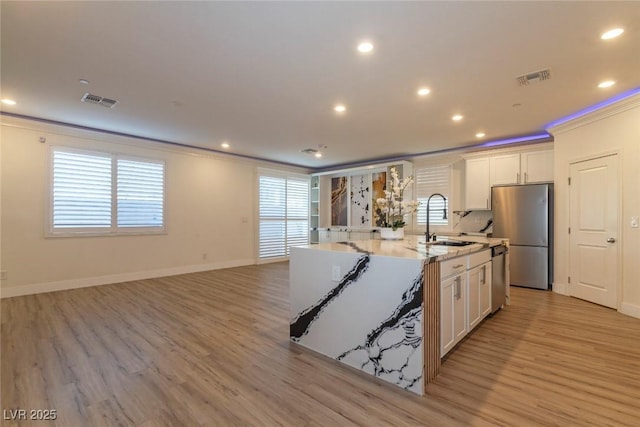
[331,265,341,282]
[0,271,7,280]
[632,216,639,228]
[241,216,249,223]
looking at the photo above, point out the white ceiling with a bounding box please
[2,1,639,170]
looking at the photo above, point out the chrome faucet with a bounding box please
[425,193,448,242]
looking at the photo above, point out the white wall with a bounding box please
[0,117,307,297]
[550,98,640,318]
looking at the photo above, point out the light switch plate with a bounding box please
[631,216,639,228]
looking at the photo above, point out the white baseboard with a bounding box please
[0,258,255,299]
[552,281,569,295]
[620,302,640,320]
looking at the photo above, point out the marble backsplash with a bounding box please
[452,210,493,235]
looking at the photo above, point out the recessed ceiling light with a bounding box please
[476,132,486,138]
[417,87,431,96]
[598,80,616,89]
[78,79,90,85]
[357,41,374,54]
[601,28,624,40]
[1,99,17,106]
[334,104,347,113]
[221,142,230,149]
[314,152,322,159]
[452,114,463,121]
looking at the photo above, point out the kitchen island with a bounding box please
[289,235,506,395]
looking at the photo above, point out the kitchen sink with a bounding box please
[428,240,475,247]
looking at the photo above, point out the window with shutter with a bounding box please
[50,147,165,236]
[415,165,451,227]
[258,170,309,260]
[117,159,164,228]
[52,150,112,229]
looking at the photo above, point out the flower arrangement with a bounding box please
[375,167,420,230]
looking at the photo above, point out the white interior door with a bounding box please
[569,154,619,308]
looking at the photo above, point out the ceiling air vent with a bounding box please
[81,92,118,108]
[516,69,551,86]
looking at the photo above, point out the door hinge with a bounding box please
[568,177,571,185]
[568,276,571,284]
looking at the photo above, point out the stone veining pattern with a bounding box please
[290,255,370,341]
[290,253,424,394]
[350,174,370,227]
[337,269,424,392]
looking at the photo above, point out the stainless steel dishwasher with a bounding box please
[491,245,507,313]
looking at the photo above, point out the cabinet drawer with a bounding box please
[467,249,491,269]
[440,256,467,279]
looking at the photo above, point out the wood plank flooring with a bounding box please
[2,262,640,426]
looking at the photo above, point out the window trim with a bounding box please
[47,146,167,238]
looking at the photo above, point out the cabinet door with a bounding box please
[318,230,331,243]
[468,262,493,330]
[479,262,492,319]
[491,153,521,185]
[522,150,554,183]
[465,158,491,210]
[441,276,455,356]
[453,274,467,344]
[467,265,481,330]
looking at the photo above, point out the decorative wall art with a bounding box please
[371,171,387,227]
[350,174,370,227]
[331,176,348,226]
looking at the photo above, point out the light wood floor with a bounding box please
[2,262,640,426]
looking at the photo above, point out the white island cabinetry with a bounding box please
[466,250,492,331]
[440,263,467,356]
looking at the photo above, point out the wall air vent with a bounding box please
[81,92,118,108]
[516,69,551,86]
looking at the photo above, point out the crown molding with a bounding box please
[547,90,640,135]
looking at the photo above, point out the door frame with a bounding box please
[567,150,622,309]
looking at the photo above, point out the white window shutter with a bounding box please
[286,178,309,255]
[415,165,451,226]
[258,172,309,259]
[259,175,287,258]
[117,159,165,228]
[52,150,112,229]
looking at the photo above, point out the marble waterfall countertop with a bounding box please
[298,235,506,261]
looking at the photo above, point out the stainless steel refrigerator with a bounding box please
[491,184,553,290]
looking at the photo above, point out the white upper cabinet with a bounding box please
[464,157,491,210]
[521,150,554,183]
[464,147,554,209]
[491,153,521,186]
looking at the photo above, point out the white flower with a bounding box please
[374,166,420,229]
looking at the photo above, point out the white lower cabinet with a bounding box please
[440,256,467,356]
[467,261,492,330]
[441,249,493,357]
[318,230,331,243]
[441,272,466,356]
